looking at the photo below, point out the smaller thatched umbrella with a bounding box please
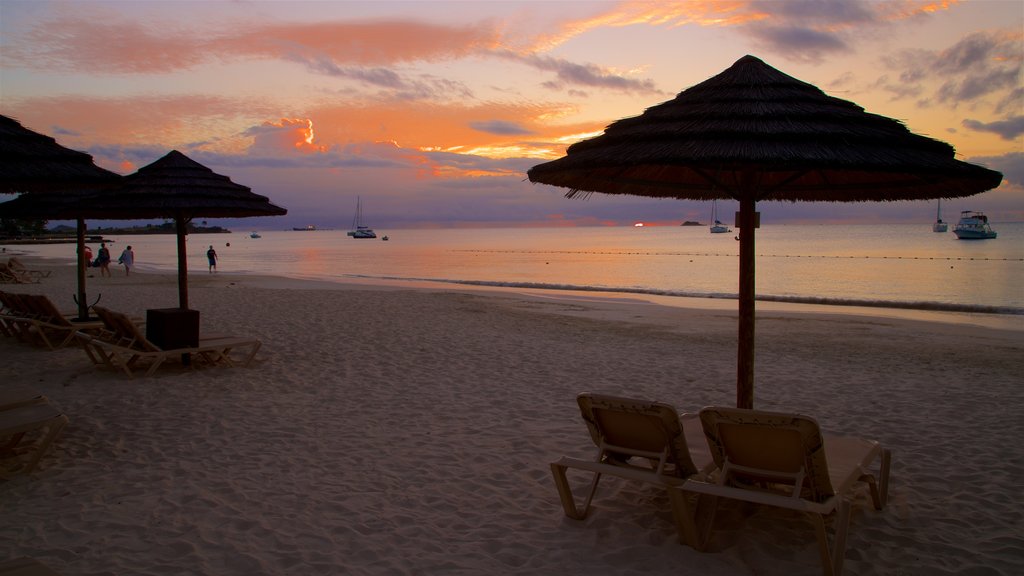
[528,55,1003,409]
[0,115,123,320]
[82,150,287,309]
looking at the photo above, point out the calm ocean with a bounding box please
[15,222,1024,315]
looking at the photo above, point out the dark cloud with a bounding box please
[757,0,875,23]
[936,68,1021,104]
[881,30,1022,107]
[494,50,660,95]
[963,116,1024,140]
[468,120,533,136]
[746,25,849,62]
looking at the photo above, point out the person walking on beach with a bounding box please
[118,245,134,276]
[97,243,111,277]
[207,245,218,273]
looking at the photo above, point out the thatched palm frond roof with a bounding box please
[528,55,1002,202]
[0,115,122,194]
[91,150,287,219]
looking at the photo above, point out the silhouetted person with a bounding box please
[118,245,134,276]
[207,245,218,273]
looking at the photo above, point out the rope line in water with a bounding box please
[453,249,1022,262]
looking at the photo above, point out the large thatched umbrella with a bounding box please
[79,150,287,309]
[528,55,1003,409]
[0,115,123,320]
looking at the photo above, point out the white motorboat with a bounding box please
[953,210,997,239]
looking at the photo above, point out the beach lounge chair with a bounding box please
[549,393,714,548]
[12,294,102,349]
[7,256,51,278]
[0,262,40,284]
[0,384,48,411]
[78,306,261,378]
[688,406,892,576]
[0,402,68,475]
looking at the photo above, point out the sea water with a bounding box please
[12,223,1024,314]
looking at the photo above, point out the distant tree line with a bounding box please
[0,219,230,240]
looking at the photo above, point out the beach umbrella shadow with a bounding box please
[0,114,123,320]
[527,55,1003,409]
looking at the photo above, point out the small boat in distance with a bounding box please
[710,200,731,234]
[347,196,377,239]
[953,210,997,239]
[293,225,317,231]
[250,232,262,239]
[932,199,948,233]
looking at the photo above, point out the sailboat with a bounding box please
[347,197,377,239]
[709,200,731,233]
[932,199,948,232]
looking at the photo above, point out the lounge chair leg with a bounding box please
[667,486,701,549]
[695,494,719,551]
[549,462,602,520]
[23,414,68,473]
[809,499,851,576]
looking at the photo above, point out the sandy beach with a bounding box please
[1,257,1022,576]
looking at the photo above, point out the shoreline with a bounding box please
[13,252,1022,332]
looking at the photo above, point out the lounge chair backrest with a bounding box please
[699,406,836,503]
[2,292,31,316]
[577,393,698,477]
[21,294,64,325]
[93,306,160,351]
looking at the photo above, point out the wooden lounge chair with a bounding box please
[0,384,48,411]
[7,256,52,278]
[550,393,714,548]
[687,406,892,576]
[78,306,261,378]
[0,403,68,475]
[12,294,102,349]
[0,262,40,284]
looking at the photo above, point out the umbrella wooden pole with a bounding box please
[736,196,757,409]
[75,218,89,320]
[176,217,189,309]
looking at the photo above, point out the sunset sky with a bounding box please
[2,0,1021,229]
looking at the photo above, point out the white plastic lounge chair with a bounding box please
[550,393,714,548]
[78,306,261,378]
[0,403,68,475]
[687,406,892,576]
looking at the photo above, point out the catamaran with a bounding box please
[932,199,948,232]
[347,197,377,239]
[709,200,731,234]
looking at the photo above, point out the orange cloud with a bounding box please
[245,118,328,155]
[7,15,503,74]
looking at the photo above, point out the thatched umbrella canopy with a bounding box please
[0,114,123,320]
[81,150,287,309]
[528,55,1003,409]
[0,115,122,193]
